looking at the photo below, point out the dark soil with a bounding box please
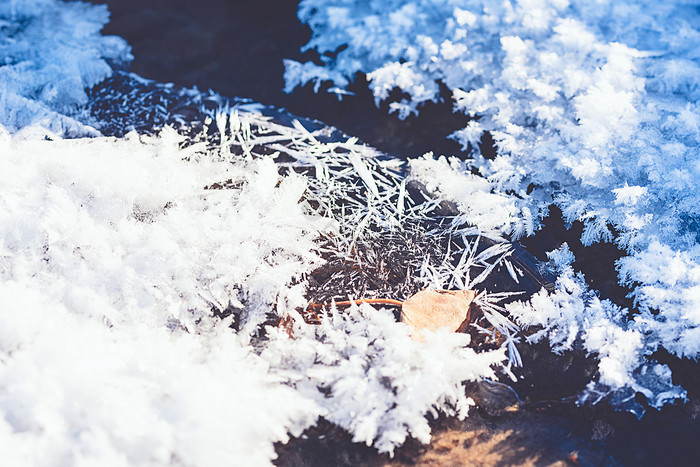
[93,1,700,465]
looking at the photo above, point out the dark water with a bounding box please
[95,0,467,160]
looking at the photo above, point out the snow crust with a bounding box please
[286,0,700,406]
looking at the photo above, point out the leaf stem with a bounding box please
[307,298,404,309]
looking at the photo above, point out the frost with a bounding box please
[286,0,700,250]
[283,58,349,94]
[4,0,698,461]
[0,126,329,464]
[0,281,318,466]
[0,100,509,460]
[409,154,535,238]
[287,0,700,406]
[0,127,327,332]
[618,242,700,359]
[0,0,131,134]
[264,304,504,454]
[506,244,686,411]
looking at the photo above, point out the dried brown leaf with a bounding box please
[400,289,475,340]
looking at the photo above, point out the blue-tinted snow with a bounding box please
[0,0,131,135]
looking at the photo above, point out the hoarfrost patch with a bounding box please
[0,115,507,462]
[506,244,686,411]
[0,0,131,135]
[264,304,505,454]
[287,0,700,407]
[0,281,318,466]
[0,127,328,465]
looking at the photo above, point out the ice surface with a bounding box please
[286,0,700,407]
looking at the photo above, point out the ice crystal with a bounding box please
[264,304,505,454]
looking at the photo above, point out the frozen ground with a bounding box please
[1,0,699,465]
